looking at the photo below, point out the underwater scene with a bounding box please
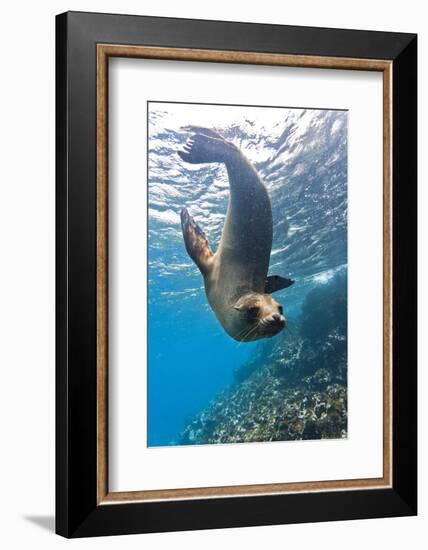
[147,102,348,447]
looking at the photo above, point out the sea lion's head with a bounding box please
[232,293,287,342]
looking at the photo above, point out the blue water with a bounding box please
[147,103,348,446]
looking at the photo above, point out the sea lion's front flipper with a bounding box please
[265,275,295,294]
[181,208,214,276]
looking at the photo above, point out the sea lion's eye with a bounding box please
[278,306,283,315]
[248,306,259,317]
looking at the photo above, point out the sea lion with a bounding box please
[178,126,294,342]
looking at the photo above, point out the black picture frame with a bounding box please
[56,11,417,538]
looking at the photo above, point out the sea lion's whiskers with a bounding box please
[232,325,253,344]
[259,318,269,329]
[235,323,260,347]
[234,326,247,339]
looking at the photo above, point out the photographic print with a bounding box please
[147,101,348,447]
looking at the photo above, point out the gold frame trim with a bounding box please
[96,44,393,505]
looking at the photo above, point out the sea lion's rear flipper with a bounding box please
[178,127,235,165]
[265,275,295,294]
[181,126,223,139]
[181,208,214,276]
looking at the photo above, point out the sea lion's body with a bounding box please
[179,127,293,341]
[203,150,273,334]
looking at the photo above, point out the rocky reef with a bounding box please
[178,274,348,445]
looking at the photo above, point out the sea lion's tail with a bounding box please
[178,126,237,165]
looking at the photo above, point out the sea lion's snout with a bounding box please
[261,298,287,331]
[268,312,287,328]
[261,312,287,336]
